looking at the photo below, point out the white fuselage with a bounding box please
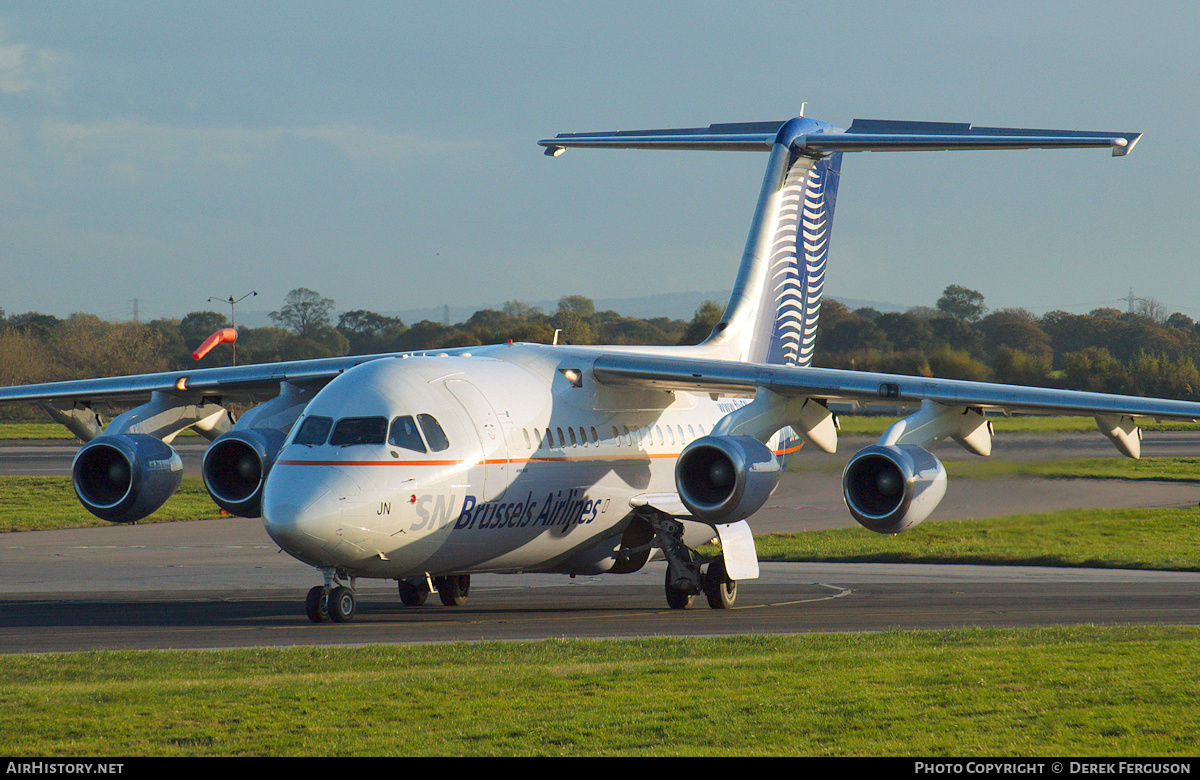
[260,343,761,580]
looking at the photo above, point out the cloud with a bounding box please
[0,33,71,102]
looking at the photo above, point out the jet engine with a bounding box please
[842,444,947,534]
[72,434,183,524]
[201,428,288,518]
[675,435,781,524]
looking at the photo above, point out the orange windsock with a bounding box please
[192,328,238,360]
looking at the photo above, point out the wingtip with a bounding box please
[1112,133,1142,157]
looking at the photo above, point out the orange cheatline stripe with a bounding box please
[276,459,464,467]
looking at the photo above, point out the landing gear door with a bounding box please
[445,379,509,502]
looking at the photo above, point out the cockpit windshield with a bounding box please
[290,412,451,452]
[418,414,450,452]
[388,416,426,452]
[330,416,388,446]
[293,415,333,446]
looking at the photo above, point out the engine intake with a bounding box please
[675,435,781,524]
[201,429,287,518]
[72,434,183,524]
[842,444,947,534]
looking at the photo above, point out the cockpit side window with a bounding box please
[388,416,427,453]
[418,414,450,452]
[293,415,333,446]
[330,416,388,446]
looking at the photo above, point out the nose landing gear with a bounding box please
[305,570,358,623]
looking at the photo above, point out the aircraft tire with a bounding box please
[435,574,470,606]
[703,558,737,609]
[329,586,356,623]
[305,586,329,623]
[664,569,695,610]
[398,579,430,606]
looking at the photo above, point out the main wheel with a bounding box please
[398,578,430,607]
[305,585,329,623]
[703,558,738,609]
[329,585,357,623]
[434,574,470,606]
[664,568,695,610]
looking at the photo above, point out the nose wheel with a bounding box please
[305,571,358,623]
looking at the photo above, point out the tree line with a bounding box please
[3,284,1200,420]
[814,285,1200,400]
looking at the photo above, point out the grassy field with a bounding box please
[2,627,1198,756]
[751,506,1200,571]
[0,476,221,532]
[4,427,1200,756]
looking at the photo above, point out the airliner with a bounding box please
[3,113,1197,623]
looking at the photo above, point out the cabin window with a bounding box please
[332,416,388,447]
[556,427,565,448]
[417,414,450,452]
[293,415,332,446]
[568,427,578,446]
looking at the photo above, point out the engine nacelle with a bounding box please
[842,444,947,534]
[201,429,288,518]
[72,434,183,524]
[675,435,781,524]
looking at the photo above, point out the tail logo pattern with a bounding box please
[765,153,841,367]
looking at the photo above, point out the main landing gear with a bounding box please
[664,555,738,609]
[397,574,471,607]
[639,507,739,610]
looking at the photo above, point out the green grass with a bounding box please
[944,456,1200,481]
[750,507,1200,571]
[2,627,1198,756]
[0,421,77,439]
[0,476,221,532]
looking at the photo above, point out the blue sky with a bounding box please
[1,1,1196,325]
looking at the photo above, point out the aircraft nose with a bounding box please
[261,464,360,565]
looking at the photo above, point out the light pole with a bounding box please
[208,290,257,366]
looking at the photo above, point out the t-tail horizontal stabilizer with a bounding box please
[539,117,1141,157]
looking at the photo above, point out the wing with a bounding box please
[592,351,1200,459]
[0,353,397,441]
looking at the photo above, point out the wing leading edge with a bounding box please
[591,352,1200,423]
[0,353,395,408]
